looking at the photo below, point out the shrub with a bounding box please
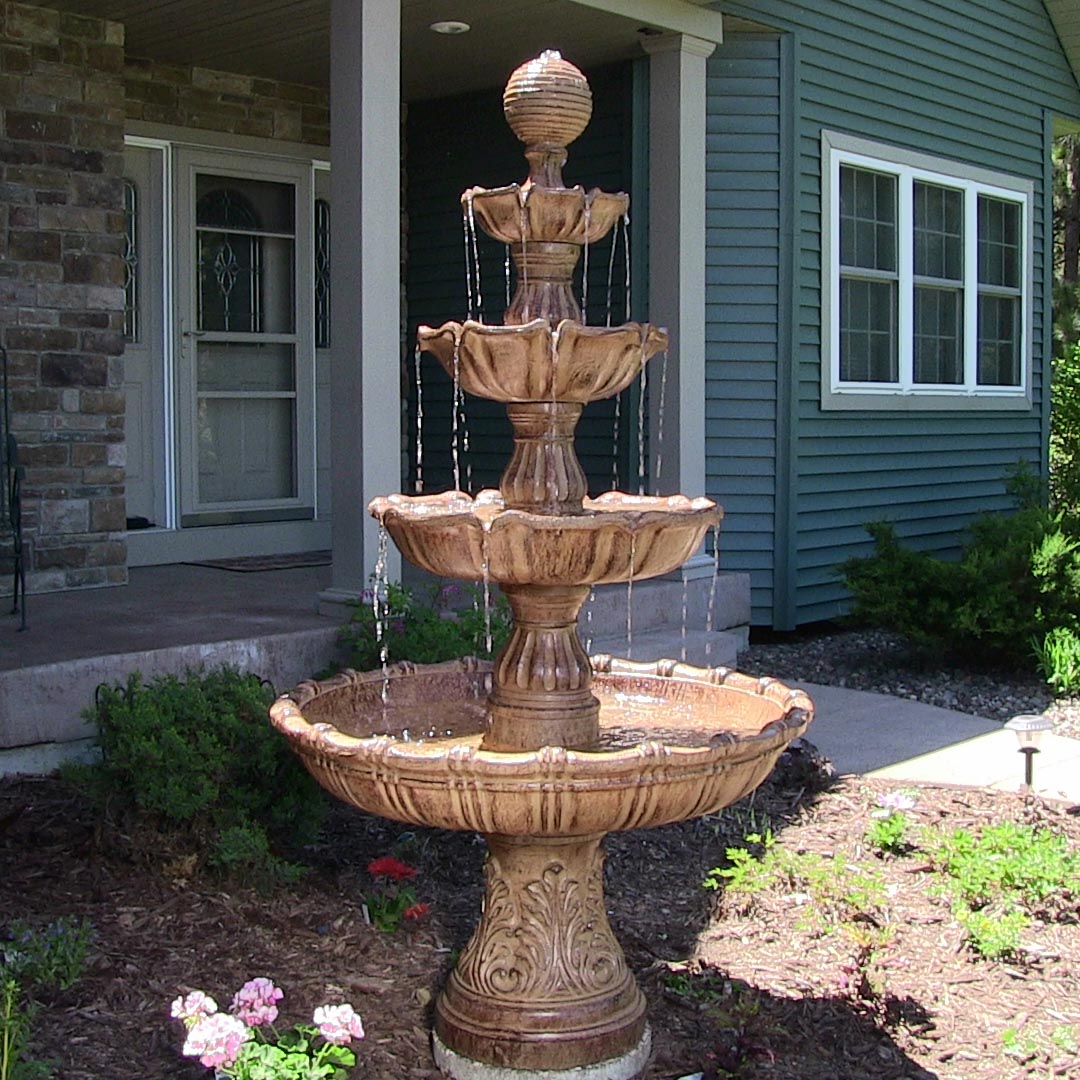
[840,508,1080,668]
[1035,626,1080,696]
[74,668,324,885]
[1050,339,1080,518]
[340,581,511,671]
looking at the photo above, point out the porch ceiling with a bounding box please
[45,0,726,100]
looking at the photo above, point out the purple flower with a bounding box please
[171,990,218,1023]
[181,1012,250,1069]
[313,1002,365,1045]
[230,977,283,1027]
[876,791,916,812]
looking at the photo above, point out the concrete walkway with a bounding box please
[795,682,1080,805]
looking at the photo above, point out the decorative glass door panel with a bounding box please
[177,152,314,526]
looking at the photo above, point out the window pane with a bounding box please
[840,165,896,271]
[314,198,331,349]
[978,196,1021,288]
[914,286,962,383]
[197,397,296,502]
[123,179,138,342]
[197,341,295,392]
[840,277,897,382]
[195,175,294,233]
[977,294,1020,385]
[198,233,295,334]
[914,182,962,281]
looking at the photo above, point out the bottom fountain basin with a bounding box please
[270,656,813,838]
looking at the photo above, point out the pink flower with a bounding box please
[181,1012,250,1068]
[171,990,219,1023]
[403,903,430,920]
[367,855,416,882]
[875,791,917,813]
[313,1002,365,1045]
[230,977,283,1027]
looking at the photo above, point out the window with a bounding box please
[823,132,1033,410]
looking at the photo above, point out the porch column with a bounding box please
[320,0,402,615]
[641,33,716,523]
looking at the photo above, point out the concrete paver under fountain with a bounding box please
[271,52,813,1079]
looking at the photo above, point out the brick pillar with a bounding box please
[0,2,127,592]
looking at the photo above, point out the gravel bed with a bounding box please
[738,625,1080,740]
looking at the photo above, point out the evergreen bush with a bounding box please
[73,668,325,885]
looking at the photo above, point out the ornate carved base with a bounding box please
[435,834,647,1073]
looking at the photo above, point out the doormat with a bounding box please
[186,551,332,572]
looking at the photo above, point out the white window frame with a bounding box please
[821,130,1034,412]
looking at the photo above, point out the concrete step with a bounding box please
[0,626,340,776]
[588,628,744,670]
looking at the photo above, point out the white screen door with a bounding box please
[175,149,314,526]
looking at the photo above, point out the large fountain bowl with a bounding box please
[269,656,813,838]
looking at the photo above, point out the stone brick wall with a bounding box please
[124,57,329,146]
[0,2,127,595]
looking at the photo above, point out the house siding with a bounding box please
[705,33,783,626]
[719,0,1080,627]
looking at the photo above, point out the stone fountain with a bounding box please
[271,52,813,1080]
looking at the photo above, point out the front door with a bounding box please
[174,149,315,528]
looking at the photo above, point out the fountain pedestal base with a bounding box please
[435,834,647,1073]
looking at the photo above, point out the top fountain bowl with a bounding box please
[465,185,628,247]
[269,657,813,838]
[503,50,592,149]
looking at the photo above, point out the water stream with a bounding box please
[413,344,424,492]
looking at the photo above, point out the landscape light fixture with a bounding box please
[1004,713,1053,790]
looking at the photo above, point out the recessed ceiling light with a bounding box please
[430,20,470,35]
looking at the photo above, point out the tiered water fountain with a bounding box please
[271,52,813,1080]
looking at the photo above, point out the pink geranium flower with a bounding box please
[170,990,218,1024]
[181,1011,250,1068]
[367,855,417,882]
[230,977,283,1027]
[313,1002,366,1045]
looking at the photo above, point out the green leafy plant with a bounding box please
[340,581,511,671]
[1,919,92,996]
[172,979,364,1078]
[0,979,50,1080]
[864,791,916,856]
[925,820,1080,959]
[72,667,325,886]
[840,507,1080,668]
[1035,625,1080,695]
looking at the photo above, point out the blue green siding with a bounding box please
[705,34,783,624]
[712,1,1080,627]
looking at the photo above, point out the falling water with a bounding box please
[519,194,530,321]
[504,245,512,312]
[622,213,631,321]
[636,348,648,495]
[611,394,621,491]
[481,531,493,654]
[466,193,483,320]
[462,200,475,322]
[414,344,424,493]
[451,337,462,490]
[604,214,619,328]
[584,587,596,653]
[372,520,391,701]
[460,395,473,493]
[680,567,689,663]
[654,347,669,489]
[581,201,592,321]
[705,524,721,661]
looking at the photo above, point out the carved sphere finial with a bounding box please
[503,50,592,150]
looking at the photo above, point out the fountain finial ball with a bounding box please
[503,50,592,150]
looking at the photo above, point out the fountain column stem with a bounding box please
[485,584,597,751]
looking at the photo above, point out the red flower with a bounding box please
[367,855,417,882]
[403,903,430,920]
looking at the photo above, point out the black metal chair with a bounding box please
[1,345,27,630]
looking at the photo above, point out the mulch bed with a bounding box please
[1,765,1078,1080]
